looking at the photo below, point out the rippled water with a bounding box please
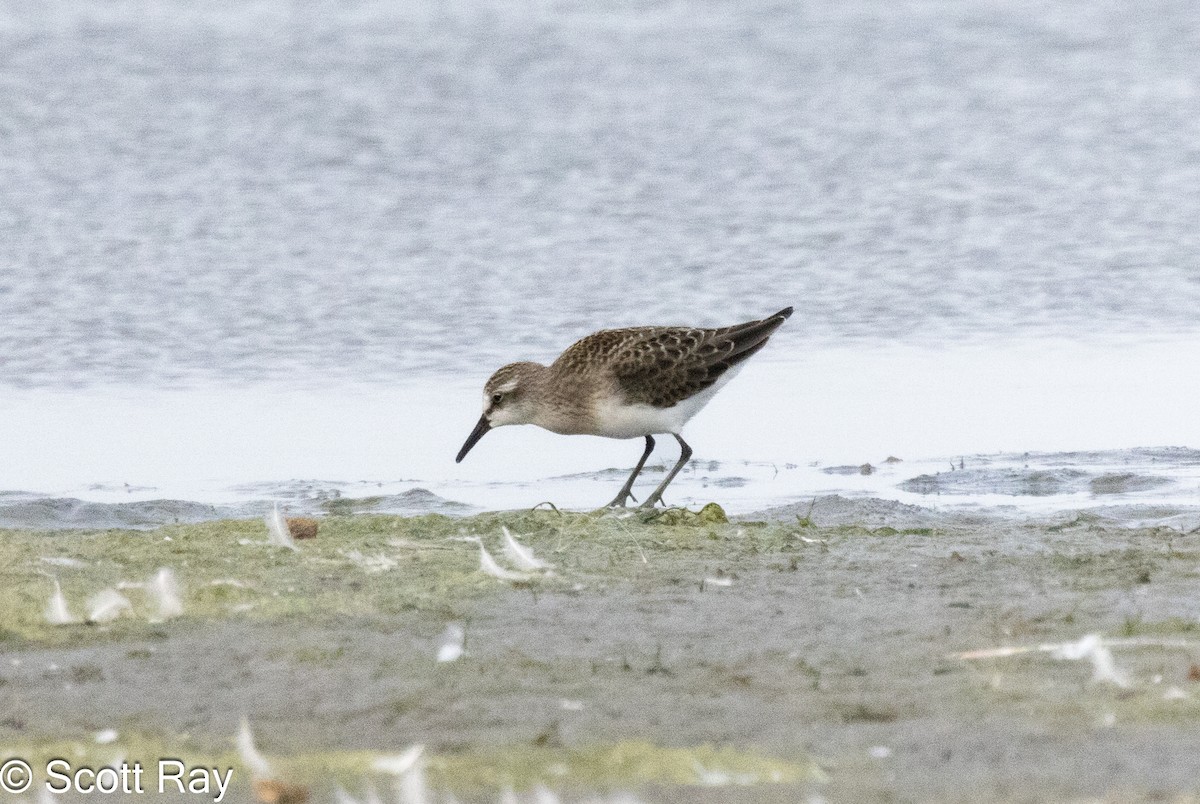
[2,0,1199,520]
[2,0,1199,389]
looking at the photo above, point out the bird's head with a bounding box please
[455,362,544,462]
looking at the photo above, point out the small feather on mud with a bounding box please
[45,577,79,625]
[263,503,299,551]
[240,719,308,804]
[951,634,1200,688]
[501,526,552,572]
[372,745,428,804]
[477,539,530,582]
[237,717,274,779]
[341,550,399,574]
[149,567,184,621]
[41,556,88,568]
[1051,634,1128,687]
[436,623,465,663]
[86,589,132,624]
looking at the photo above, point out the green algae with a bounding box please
[0,508,807,647]
[640,502,729,526]
[426,740,821,789]
[0,515,493,644]
[1118,616,1200,637]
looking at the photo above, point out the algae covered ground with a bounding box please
[3,501,1200,802]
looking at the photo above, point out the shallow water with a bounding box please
[1,0,1199,519]
[2,349,1199,528]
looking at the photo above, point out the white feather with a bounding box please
[45,578,79,625]
[371,745,424,776]
[478,541,529,581]
[1051,634,1129,687]
[237,717,274,779]
[86,589,132,624]
[691,759,759,786]
[436,624,465,663]
[373,745,428,804]
[396,759,428,804]
[502,527,552,572]
[342,550,398,574]
[149,567,184,621]
[41,556,87,568]
[264,503,298,551]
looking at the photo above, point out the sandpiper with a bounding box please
[456,307,793,508]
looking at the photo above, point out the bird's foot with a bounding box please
[604,490,637,509]
[635,495,665,510]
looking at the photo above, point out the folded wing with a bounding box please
[613,307,793,408]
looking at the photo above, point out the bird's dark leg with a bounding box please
[605,435,656,508]
[638,434,692,509]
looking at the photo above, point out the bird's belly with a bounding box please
[591,363,745,438]
[591,390,728,438]
[588,400,682,438]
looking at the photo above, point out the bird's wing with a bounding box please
[599,307,793,409]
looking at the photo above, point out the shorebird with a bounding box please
[456,307,793,508]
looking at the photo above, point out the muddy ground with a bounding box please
[3,497,1200,802]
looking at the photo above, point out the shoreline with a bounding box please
[2,444,1198,531]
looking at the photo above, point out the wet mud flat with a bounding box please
[3,500,1200,802]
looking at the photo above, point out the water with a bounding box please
[1,0,1199,523]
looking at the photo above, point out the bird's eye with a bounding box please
[491,392,503,404]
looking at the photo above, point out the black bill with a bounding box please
[455,415,491,463]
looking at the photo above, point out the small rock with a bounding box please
[252,780,310,804]
[286,517,319,540]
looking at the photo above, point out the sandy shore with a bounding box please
[3,498,1200,802]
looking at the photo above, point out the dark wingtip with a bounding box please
[776,306,794,320]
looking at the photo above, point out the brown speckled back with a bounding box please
[550,307,792,409]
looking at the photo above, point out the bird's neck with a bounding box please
[529,365,599,435]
